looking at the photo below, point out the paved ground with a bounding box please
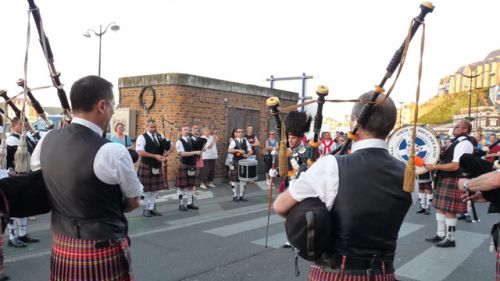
[3,178,500,280]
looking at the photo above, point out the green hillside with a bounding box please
[418,89,487,124]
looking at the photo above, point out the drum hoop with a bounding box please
[387,124,441,166]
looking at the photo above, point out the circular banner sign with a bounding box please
[387,125,441,173]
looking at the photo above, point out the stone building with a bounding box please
[118,73,298,181]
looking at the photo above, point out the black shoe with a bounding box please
[143,209,152,217]
[149,210,162,216]
[425,208,431,215]
[187,204,199,210]
[0,273,10,281]
[18,235,39,243]
[8,238,26,248]
[239,197,248,202]
[179,205,188,211]
[425,235,444,243]
[281,242,292,248]
[465,214,473,223]
[435,238,456,248]
[416,208,426,214]
[457,214,466,220]
[232,197,239,202]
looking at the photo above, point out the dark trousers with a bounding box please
[199,159,216,182]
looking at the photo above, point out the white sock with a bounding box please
[467,201,472,215]
[233,182,240,197]
[18,217,27,237]
[239,182,246,197]
[445,218,457,241]
[426,194,433,209]
[418,193,426,209]
[436,213,446,237]
[148,191,157,210]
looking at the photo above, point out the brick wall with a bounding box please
[118,73,298,183]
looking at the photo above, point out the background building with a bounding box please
[118,73,298,180]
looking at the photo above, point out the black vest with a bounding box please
[180,137,196,166]
[332,148,411,257]
[41,123,127,240]
[233,138,248,162]
[141,133,161,168]
[436,136,472,178]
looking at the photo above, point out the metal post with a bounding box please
[301,73,306,112]
[98,25,102,77]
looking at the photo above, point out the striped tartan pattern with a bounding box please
[228,161,240,182]
[175,163,197,188]
[138,162,165,192]
[497,248,500,281]
[433,177,467,213]
[308,264,396,281]
[50,233,132,281]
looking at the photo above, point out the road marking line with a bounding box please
[396,230,489,281]
[251,232,287,248]
[399,222,425,238]
[204,215,283,237]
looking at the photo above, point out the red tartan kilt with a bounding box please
[228,162,240,182]
[497,248,500,281]
[307,264,396,281]
[161,161,169,189]
[50,233,132,281]
[175,163,198,188]
[138,162,165,192]
[433,177,467,213]
[418,181,433,192]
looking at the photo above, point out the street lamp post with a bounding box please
[398,101,404,127]
[455,67,486,122]
[83,22,120,77]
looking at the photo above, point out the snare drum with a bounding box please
[238,159,258,181]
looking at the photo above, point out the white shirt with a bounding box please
[31,117,143,198]
[6,133,20,146]
[136,132,161,152]
[289,138,388,211]
[201,135,218,160]
[451,136,474,162]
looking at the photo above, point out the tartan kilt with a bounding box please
[308,264,396,281]
[497,248,500,281]
[51,233,132,281]
[228,161,240,183]
[418,181,433,192]
[175,163,197,188]
[138,162,165,192]
[433,177,467,213]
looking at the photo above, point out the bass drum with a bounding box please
[387,124,441,175]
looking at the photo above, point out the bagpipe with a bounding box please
[267,2,435,266]
[0,0,76,226]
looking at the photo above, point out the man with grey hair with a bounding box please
[274,92,411,281]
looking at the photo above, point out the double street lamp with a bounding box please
[455,66,487,121]
[83,22,120,77]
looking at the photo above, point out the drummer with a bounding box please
[228,128,253,202]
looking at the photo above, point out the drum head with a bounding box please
[387,125,441,173]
